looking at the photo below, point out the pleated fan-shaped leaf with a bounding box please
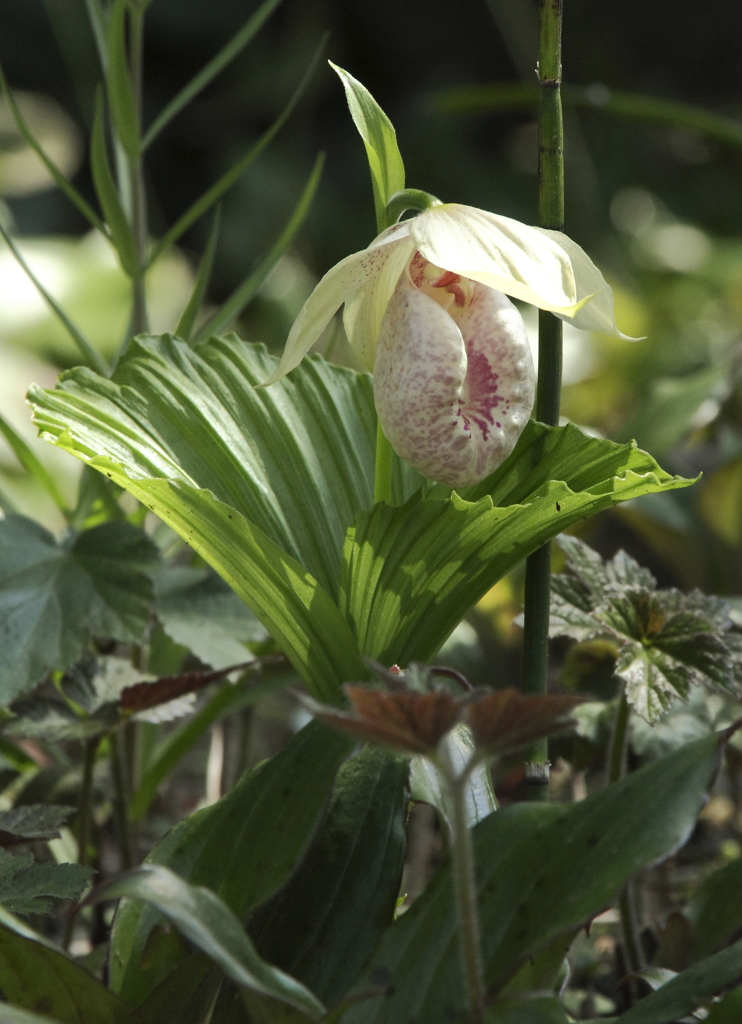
[30,333,418,598]
[30,334,694,692]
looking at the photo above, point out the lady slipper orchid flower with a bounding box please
[265,202,632,487]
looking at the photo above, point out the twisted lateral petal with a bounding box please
[374,278,535,488]
[261,232,413,385]
[410,204,581,315]
[541,229,641,339]
[342,234,415,369]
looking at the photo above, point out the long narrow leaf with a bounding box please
[249,747,408,1007]
[343,731,727,1024]
[110,722,353,1006]
[0,61,105,234]
[0,411,70,516]
[192,153,324,344]
[0,483,17,515]
[93,865,325,1018]
[176,206,221,342]
[582,938,742,1024]
[90,92,140,278]
[434,81,742,151]
[0,222,109,376]
[142,0,284,150]
[0,909,132,1024]
[83,0,109,73]
[147,35,326,267]
[106,0,140,160]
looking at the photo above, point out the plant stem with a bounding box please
[62,736,100,950]
[374,420,395,504]
[372,197,398,505]
[608,686,645,978]
[110,730,133,869]
[77,737,100,868]
[521,0,565,788]
[607,685,630,787]
[450,773,485,1024]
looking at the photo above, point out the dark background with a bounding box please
[3,0,741,284]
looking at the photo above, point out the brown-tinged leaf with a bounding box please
[465,688,585,755]
[312,685,463,755]
[120,662,253,712]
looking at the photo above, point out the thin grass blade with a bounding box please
[90,92,140,278]
[147,34,326,267]
[0,412,70,517]
[83,0,109,72]
[176,206,221,342]
[192,154,323,344]
[142,0,284,150]
[0,222,109,376]
[105,0,140,160]
[0,61,105,234]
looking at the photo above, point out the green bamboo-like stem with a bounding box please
[521,0,565,787]
[609,686,645,978]
[451,776,485,1023]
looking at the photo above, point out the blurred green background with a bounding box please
[2,0,742,647]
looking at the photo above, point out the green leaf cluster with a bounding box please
[28,335,694,704]
[550,535,742,721]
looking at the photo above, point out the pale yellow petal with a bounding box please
[262,229,411,385]
[540,229,641,339]
[410,204,582,313]
[343,235,415,369]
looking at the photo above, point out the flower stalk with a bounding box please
[609,686,645,978]
[522,0,565,785]
[443,755,486,1024]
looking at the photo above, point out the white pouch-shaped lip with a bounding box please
[373,263,535,488]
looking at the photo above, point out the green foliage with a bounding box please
[550,534,742,721]
[2,6,742,1024]
[28,337,692,703]
[0,804,74,842]
[153,567,267,670]
[484,997,570,1024]
[110,721,355,1005]
[0,851,92,915]
[249,746,409,1006]
[0,515,157,701]
[0,911,132,1023]
[582,938,742,1023]
[340,731,725,1023]
[90,94,139,277]
[96,864,325,1018]
[685,855,742,961]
